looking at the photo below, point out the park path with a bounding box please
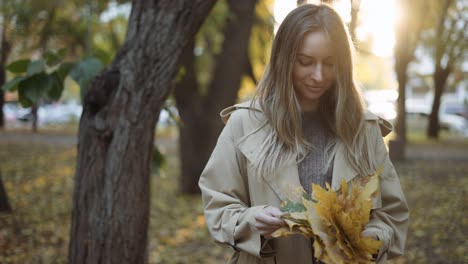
[1,130,467,160]
[0,131,77,147]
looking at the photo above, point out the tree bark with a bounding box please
[0,21,11,129]
[391,35,410,161]
[0,171,12,212]
[427,0,456,139]
[175,0,257,194]
[31,104,38,133]
[390,0,424,160]
[349,0,361,44]
[68,1,216,263]
[427,66,450,138]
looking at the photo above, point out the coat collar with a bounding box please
[221,100,393,137]
[224,101,392,200]
[238,134,356,201]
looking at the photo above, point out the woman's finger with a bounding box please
[255,213,285,226]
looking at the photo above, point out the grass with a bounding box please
[0,129,467,263]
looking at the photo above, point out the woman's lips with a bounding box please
[304,84,323,89]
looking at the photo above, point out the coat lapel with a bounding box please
[239,129,361,201]
[237,128,301,202]
[331,141,359,191]
[264,159,301,201]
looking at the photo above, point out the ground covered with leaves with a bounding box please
[0,131,466,263]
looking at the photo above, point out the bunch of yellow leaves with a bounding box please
[272,168,382,264]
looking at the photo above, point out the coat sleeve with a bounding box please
[198,111,275,258]
[366,122,410,263]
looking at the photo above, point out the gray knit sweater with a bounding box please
[298,111,334,195]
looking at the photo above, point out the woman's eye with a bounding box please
[298,60,309,66]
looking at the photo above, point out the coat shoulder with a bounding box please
[219,101,263,125]
[364,111,394,137]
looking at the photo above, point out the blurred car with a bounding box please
[2,102,83,126]
[39,103,82,124]
[439,103,467,135]
[406,97,467,135]
[3,102,21,123]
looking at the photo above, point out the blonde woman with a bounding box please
[199,4,408,264]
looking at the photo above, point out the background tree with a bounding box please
[0,16,10,129]
[389,0,425,160]
[175,0,273,193]
[0,171,12,212]
[426,0,467,139]
[0,0,129,130]
[0,0,28,129]
[348,0,361,44]
[68,1,217,263]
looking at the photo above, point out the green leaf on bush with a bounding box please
[18,92,33,108]
[1,76,28,91]
[44,48,67,67]
[27,60,47,76]
[56,62,75,81]
[6,59,30,74]
[48,73,65,101]
[69,57,104,99]
[18,73,53,104]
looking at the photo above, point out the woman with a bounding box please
[199,4,409,264]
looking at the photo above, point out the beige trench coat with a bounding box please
[199,101,409,264]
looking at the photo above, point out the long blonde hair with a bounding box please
[250,4,378,180]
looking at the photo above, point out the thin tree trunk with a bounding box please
[427,0,454,139]
[31,104,38,132]
[349,0,361,44]
[0,171,12,212]
[68,1,216,263]
[389,60,408,161]
[0,20,11,129]
[175,0,257,194]
[389,0,424,161]
[428,67,450,138]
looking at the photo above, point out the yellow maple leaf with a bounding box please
[272,166,384,263]
[309,173,382,264]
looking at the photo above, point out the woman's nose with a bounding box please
[310,64,323,82]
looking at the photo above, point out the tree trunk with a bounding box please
[0,22,11,129]
[390,59,408,161]
[175,0,257,194]
[349,0,361,44]
[31,104,38,132]
[389,0,424,161]
[391,35,410,161]
[0,171,12,212]
[68,1,216,263]
[427,66,450,139]
[427,0,455,140]
[395,62,408,144]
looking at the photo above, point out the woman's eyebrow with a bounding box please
[297,53,333,60]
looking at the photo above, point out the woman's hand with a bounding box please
[254,206,288,239]
[362,228,381,261]
[361,228,379,240]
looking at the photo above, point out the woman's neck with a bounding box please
[300,101,319,112]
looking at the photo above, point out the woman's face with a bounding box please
[292,31,335,111]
